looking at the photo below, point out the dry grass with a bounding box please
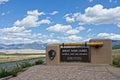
[0,54,45,63]
[112,49,120,59]
[112,49,120,67]
[0,49,120,64]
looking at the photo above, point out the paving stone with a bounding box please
[8,65,120,80]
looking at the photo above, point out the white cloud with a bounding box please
[0,27,53,44]
[65,26,85,35]
[38,19,51,25]
[109,0,117,3]
[27,10,45,16]
[68,35,82,41]
[14,10,50,28]
[1,13,5,16]
[87,33,96,38]
[65,17,75,23]
[38,33,53,39]
[66,29,79,35]
[83,38,92,42]
[0,36,34,44]
[0,10,52,44]
[64,14,75,23]
[46,24,72,32]
[50,11,59,15]
[117,24,120,28]
[109,0,112,2]
[64,4,120,27]
[0,26,32,39]
[0,26,25,33]
[46,39,60,43]
[97,33,120,40]
[47,24,85,35]
[89,0,93,2]
[0,29,32,44]
[1,11,10,16]
[0,0,9,4]
[87,29,92,33]
[57,35,82,43]
[76,26,85,31]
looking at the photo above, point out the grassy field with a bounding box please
[0,54,46,63]
[112,49,120,67]
[112,49,120,59]
[0,49,120,64]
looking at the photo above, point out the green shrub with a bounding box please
[113,58,120,67]
[0,64,23,78]
[11,64,22,77]
[0,68,12,78]
[35,60,43,65]
[19,62,33,68]
[0,61,40,78]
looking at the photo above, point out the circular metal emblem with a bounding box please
[48,50,56,60]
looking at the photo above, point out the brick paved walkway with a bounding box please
[9,65,120,80]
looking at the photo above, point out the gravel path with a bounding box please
[9,65,120,80]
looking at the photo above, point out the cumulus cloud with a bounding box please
[0,37,31,44]
[68,35,82,41]
[14,10,50,28]
[0,26,25,33]
[117,25,120,28]
[0,10,51,44]
[57,35,82,43]
[47,23,85,35]
[50,11,59,15]
[0,0,9,4]
[38,19,51,25]
[0,27,32,44]
[0,27,53,44]
[76,26,85,31]
[83,38,92,42]
[97,33,120,40]
[46,39,60,43]
[0,26,31,37]
[46,24,72,32]
[64,14,75,23]
[66,26,85,35]
[27,10,45,16]
[66,29,79,35]
[64,4,120,27]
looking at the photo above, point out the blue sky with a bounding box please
[0,0,120,44]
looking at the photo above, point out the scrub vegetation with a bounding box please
[112,49,120,67]
[0,60,44,78]
[0,54,45,63]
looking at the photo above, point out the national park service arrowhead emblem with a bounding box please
[48,50,56,60]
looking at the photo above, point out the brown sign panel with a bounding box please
[60,48,89,62]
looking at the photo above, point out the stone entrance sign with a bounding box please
[60,48,89,62]
[46,39,112,65]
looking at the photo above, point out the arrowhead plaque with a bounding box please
[48,50,56,60]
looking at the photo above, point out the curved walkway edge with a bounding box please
[9,65,120,80]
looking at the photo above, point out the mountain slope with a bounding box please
[0,40,120,50]
[112,40,120,49]
[0,42,47,50]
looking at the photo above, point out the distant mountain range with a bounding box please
[112,40,120,49]
[0,42,47,50]
[0,40,120,50]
